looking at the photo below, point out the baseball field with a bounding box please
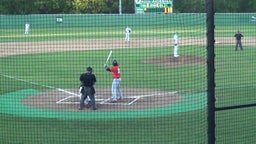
[0,13,256,143]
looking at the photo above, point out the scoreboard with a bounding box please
[135,0,173,14]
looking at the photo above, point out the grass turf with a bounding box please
[1,45,256,143]
[1,13,256,143]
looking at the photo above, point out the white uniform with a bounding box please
[24,23,30,35]
[125,26,131,42]
[173,33,179,57]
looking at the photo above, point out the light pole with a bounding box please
[119,0,122,15]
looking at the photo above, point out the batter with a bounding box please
[104,60,123,103]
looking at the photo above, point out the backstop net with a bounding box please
[214,13,256,144]
[0,12,255,144]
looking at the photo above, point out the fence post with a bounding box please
[206,0,216,144]
[119,0,122,15]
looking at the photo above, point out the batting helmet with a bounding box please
[86,67,93,72]
[112,60,118,66]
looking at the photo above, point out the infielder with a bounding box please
[24,23,30,35]
[125,26,131,42]
[104,60,123,103]
[173,32,179,57]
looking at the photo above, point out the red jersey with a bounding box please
[110,66,121,78]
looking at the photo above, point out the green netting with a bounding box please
[0,12,256,144]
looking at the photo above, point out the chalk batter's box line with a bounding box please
[100,91,178,105]
[56,95,105,104]
[57,91,177,105]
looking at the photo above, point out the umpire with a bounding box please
[79,67,97,110]
[234,31,244,51]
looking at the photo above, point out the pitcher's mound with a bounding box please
[144,55,206,67]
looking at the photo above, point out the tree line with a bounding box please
[0,0,255,14]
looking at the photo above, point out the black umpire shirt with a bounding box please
[80,73,96,87]
[234,33,243,41]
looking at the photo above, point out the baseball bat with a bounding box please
[105,50,112,65]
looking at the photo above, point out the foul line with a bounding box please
[1,73,178,106]
[0,73,79,97]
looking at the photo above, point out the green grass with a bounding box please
[0,45,208,143]
[0,111,207,144]
[215,25,256,37]
[2,18,255,43]
[2,24,256,43]
[215,45,256,105]
[0,26,208,42]
[0,46,206,93]
[1,45,256,143]
[1,13,256,143]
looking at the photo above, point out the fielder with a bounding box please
[125,26,132,42]
[24,23,30,35]
[173,32,179,57]
[234,31,244,51]
[104,60,123,103]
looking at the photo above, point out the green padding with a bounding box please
[0,89,207,119]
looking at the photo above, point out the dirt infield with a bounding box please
[2,37,256,57]
[23,88,180,111]
[2,37,254,111]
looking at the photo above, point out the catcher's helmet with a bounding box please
[112,60,118,66]
[86,67,93,72]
